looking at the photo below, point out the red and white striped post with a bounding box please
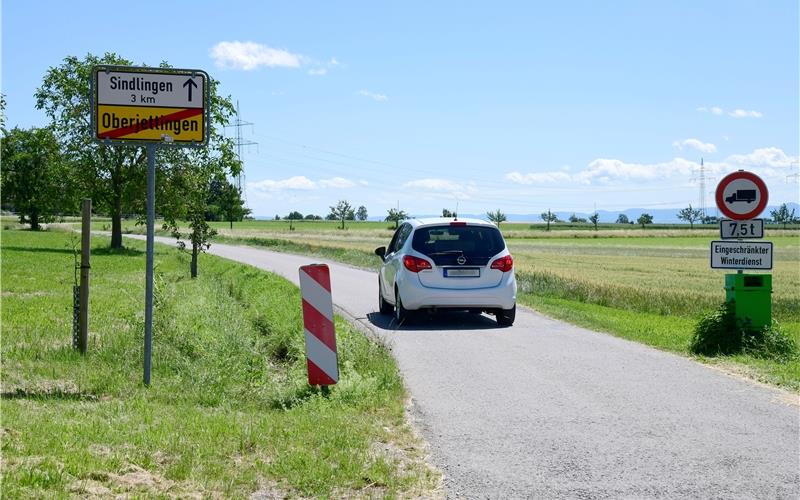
[299,264,339,385]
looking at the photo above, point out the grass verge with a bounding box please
[1,228,439,497]
[525,295,799,391]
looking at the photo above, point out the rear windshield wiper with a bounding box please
[426,250,465,256]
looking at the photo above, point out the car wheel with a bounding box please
[394,287,409,324]
[378,278,393,314]
[496,304,516,327]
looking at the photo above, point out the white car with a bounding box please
[375,217,517,326]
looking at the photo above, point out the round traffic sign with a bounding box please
[715,170,769,220]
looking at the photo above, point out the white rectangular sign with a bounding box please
[719,219,764,239]
[97,70,205,108]
[710,240,773,270]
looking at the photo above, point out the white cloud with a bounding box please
[504,171,572,184]
[319,177,355,188]
[503,148,798,188]
[210,41,302,70]
[697,106,723,115]
[672,138,717,153]
[248,175,359,193]
[726,147,796,169]
[358,90,388,102]
[402,179,477,197]
[574,158,699,184]
[308,68,327,76]
[728,108,763,118]
[249,176,317,192]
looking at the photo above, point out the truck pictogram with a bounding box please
[725,189,757,204]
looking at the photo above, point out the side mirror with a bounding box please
[374,246,386,261]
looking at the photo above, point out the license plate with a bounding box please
[444,268,480,277]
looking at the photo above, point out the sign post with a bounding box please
[712,170,772,330]
[92,66,209,386]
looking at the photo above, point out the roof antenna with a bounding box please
[454,201,459,221]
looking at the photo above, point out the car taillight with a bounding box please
[403,255,432,273]
[450,221,466,226]
[490,255,513,272]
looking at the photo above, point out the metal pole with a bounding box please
[144,144,156,386]
[78,198,91,353]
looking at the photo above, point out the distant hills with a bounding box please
[410,202,800,224]
[258,202,799,224]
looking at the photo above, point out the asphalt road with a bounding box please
[147,237,799,498]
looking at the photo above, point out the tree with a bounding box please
[568,213,587,224]
[385,208,408,229]
[304,213,321,220]
[589,212,600,230]
[209,176,250,229]
[162,165,218,278]
[329,200,354,229]
[540,210,558,231]
[637,213,654,229]
[286,211,304,220]
[677,204,703,229]
[35,53,240,249]
[223,184,250,229]
[615,214,629,224]
[702,215,719,225]
[1,127,75,229]
[442,208,457,218]
[770,203,796,229]
[285,210,303,231]
[486,209,507,227]
[356,205,368,221]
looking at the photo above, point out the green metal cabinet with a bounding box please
[724,273,772,330]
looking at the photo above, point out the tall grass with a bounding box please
[1,229,439,497]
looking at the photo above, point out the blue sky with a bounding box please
[3,1,798,219]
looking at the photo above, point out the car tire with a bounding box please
[496,304,516,327]
[394,287,410,325]
[378,278,393,314]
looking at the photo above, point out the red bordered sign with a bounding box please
[715,171,769,221]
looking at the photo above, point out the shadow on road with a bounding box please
[366,310,502,331]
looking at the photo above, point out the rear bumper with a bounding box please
[396,272,517,310]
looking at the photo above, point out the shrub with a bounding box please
[743,322,799,362]
[690,301,798,361]
[690,302,741,355]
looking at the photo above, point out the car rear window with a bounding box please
[411,225,505,264]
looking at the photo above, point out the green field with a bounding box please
[92,218,798,391]
[26,217,800,389]
[1,228,439,497]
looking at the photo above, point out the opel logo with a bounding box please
[457,255,467,265]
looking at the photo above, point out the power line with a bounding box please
[224,101,258,204]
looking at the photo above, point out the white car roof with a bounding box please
[409,217,495,227]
